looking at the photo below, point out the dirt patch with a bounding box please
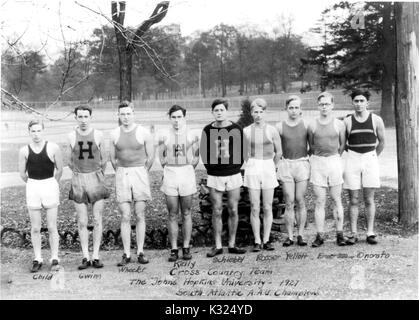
[1,230,417,300]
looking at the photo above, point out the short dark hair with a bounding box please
[118,100,134,111]
[350,89,370,101]
[168,104,186,116]
[74,104,92,116]
[211,98,228,110]
[28,119,44,130]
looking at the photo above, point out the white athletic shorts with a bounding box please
[277,158,310,183]
[207,173,243,192]
[310,154,343,187]
[161,165,197,197]
[343,150,380,190]
[244,158,279,190]
[26,177,59,210]
[116,166,151,202]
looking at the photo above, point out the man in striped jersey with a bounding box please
[343,89,385,245]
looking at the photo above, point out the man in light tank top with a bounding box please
[343,90,385,245]
[18,120,63,272]
[307,92,347,247]
[68,105,109,270]
[157,105,200,262]
[110,101,155,265]
[276,95,309,247]
[243,98,282,252]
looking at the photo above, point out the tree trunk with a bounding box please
[111,1,169,103]
[394,2,419,226]
[381,2,396,127]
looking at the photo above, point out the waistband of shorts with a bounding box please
[281,156,309,162]
[310,154,340,160]
[165,164,193,168]
[247,158,274,163]
[73,169,103,175]
[347,149,377,156]
[27,177,56,183]
[117,165,145,169]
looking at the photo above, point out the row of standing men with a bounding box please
[19,89,385,272]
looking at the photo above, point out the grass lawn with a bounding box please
[1,169,414,251]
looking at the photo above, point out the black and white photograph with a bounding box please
[0,0,418,303]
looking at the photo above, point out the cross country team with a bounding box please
[18,89,385,272]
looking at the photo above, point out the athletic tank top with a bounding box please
[115,125,147,167]
[281,120,308,159]
[312,118,340,157]
[71,129,102,173]
[249,124,274,159]
[347,113,377,153]
[165,128,193,166]
[26,142,55,179]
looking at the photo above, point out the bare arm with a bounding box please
[338,121,346,155]
[158,135,167,168]
[52,144,63,181]
[307,122,314,156]
[272,127,282,167]
[97,132,108,172]
[242,128,250,163]
[191,134,200,169]
[144,133,155,171]
[110,130,117,170]
[375,116,385,156]
[18,147,28,183]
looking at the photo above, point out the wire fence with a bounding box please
[21,90,381,112]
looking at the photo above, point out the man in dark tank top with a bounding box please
[18,120,63,272]
[68,105,109,270]
[343,90,385,245]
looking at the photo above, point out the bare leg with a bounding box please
[180,195,193,248]
[75,203,90,260]
[209,188,223,249]
[313,185,327,233]
[261,188,274,243]
[363,188,376,236]
[226,188,240,248]
[330,184,344,231]
[134,201,147,254]
[166,195,180,250]
[46,207,59,261]
[348,190,360,234]
[92,200,104,260]
[282,181,296,240]
[248,188,262,244]
[119,202,132,257]
[29,209,42,262]
[295,180,308,237]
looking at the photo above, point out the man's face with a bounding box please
[212,104,228,122]
[170,110,185,130]
[287,100,301,120]
[75,110,91,131]
[318,96,334,116]
[352,95,369,113]
[251,105,265,123]
[29,124,44,143]
[118,106,134,126]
